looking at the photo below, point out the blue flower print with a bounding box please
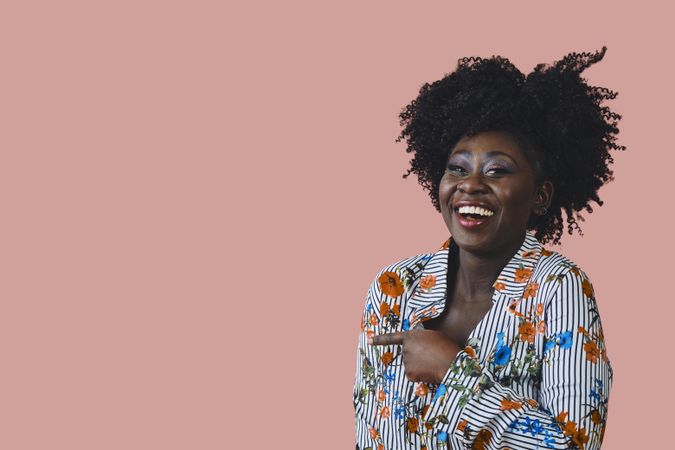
[590,388,601,403]
[542,430,556,448]
[543,339,556,353]
[522,416,543,436]
[433,384,447,402]
[437,431,448,442]
[402,319,410,331]
[559,331,573,349]
[494,345,512,365]
[495,331,505,350]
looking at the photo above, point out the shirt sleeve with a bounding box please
[353,275,385,450]
[424,269,613,449]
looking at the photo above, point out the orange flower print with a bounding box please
[578,326,588,335]
[584,341,600,363]
[582,278,594,298]
[378,271,405,298]
[464,345,477,358]
[406,417,419,433]
[360,316,365,331]
[457,419,468,432]
[391,304,400,316]
[537,320,546,334]
[572,427,589,449]
[590,409,602,425]
[420,274,437,291]
[369,313,379,326]
[381,351,394,365]
[377,389,386,402]
[500,398,523,410]
[522,250,538,258]
[369,427,379,440]
[367,330,375,339]
[415,383,429,397]
[377,444,384,450]
[507,300,524,317]
[542,248,553,256]
[380,302,391,317]
[556,411,568,423]
[473,429,493,450]
[526,398,539,408]
[514,267,533,283]
[523,281,539,299]
[563,420,577,436]
[536,303,544,315]
[380,406,390,419]
[441,238,451,249]
[519,321,536,343]
[494,281,506,292]
[570,267,581,277]
[420,404,430,418]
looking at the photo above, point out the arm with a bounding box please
[425,269,613,449]
[353,274,394,450]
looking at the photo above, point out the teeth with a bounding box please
[457,205,494,217]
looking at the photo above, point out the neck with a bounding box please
[455,231,526,301]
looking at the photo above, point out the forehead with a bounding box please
[449,130,528,161]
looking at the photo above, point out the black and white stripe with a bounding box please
[353,231,613,449]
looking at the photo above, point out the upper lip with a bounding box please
[452,200,496,212]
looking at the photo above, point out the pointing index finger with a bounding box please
[369,332,406,346]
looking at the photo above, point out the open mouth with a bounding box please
[453,205,495,228]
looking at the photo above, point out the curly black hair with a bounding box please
[396,46,625,244]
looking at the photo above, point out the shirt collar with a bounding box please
[408,231,542,315]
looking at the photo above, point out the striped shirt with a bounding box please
[353,231,612,449]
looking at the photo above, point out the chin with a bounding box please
[452,233,496,255]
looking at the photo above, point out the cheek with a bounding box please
[499,185,535,216]
[438,177,454,202]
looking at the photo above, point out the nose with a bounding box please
[458,171,488,194]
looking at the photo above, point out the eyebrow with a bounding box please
[449,149,520,167]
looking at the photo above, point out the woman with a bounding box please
[353,47,621,450]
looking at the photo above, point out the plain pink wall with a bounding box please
[2,1,671,448]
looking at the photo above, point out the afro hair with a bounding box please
[397,46,625,244]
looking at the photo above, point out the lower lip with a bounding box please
[454,211,493,229]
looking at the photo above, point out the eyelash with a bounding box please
[446,165,509,176]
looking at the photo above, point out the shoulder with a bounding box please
[533,247,596,303]
[367,250,436,296]
[359,248,440,332]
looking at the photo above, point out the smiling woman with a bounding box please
[353,47,623,450]
[439,131,553,258]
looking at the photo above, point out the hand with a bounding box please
[369,330,462,384]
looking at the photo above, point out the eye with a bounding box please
[446,164,467,175]
[485,167,510,176]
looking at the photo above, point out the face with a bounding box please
[439,130,552,256]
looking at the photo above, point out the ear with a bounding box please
[532,181,554,216]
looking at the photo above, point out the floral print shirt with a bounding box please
[353,231,613,450]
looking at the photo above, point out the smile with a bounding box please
[453,204,495,229]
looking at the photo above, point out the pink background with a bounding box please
[2,1,671,448]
